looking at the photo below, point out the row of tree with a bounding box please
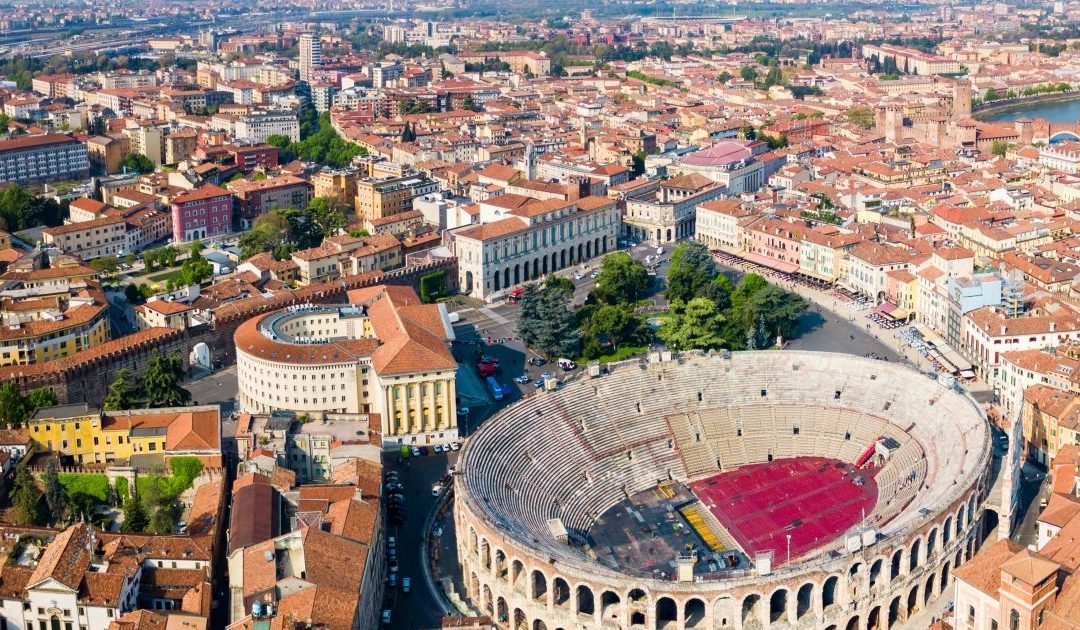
[516,242,809,361]
[0,383,57,427]
[265,109,367,169]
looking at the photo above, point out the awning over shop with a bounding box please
[742,252,800,274]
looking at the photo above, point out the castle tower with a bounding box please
[953,79,973,121]
[884,106,904,143]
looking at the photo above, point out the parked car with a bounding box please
[528,356,547,366]
[389,559,399,573]
[389,493,405,503]
[449,442,461,451]
[558,358,576,370]
[534,379,545,388]
[385,483,403,492]
[382,610,392,625]
[432,484,444,496]
[514,374,531,384]
[387,573,397,588]
[540,371,555,380]
[388,536,396,550]
[410,447,422,457]
[402,577,412,594]
[457,406,470,416]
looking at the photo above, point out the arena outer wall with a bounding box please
[454,351,994,630]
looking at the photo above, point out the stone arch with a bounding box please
[889,595,902,628]
[561,249,567,269]
[465,269,474,293]
[533,620,548,630]
[553,577,571,608]
[483,584,493,614]
[551,251,558,272]
[514,264,520,286]
[769,589,788,624]
[468,527,478,554]
[890,548,903,580]
[542,256,549,274]
[958,505,966,533]
[576,584,595,616]
[513,608,527,630]
[940,561,951,592]
[846,615,861,630]
[1050,131,1080,144]
[493,271,500,292]
[531,570,548,601]
[796,582,814,620]
[656,597,677,629]
[586,240,593,259]
[497,598,508,624]
[468,572,480,601]
[822,575,840,610]
[943,517,953,545]
[924,573,935,606]
[907,584,919,617]
[480,539,491,570]
[601,591,621,623]
[510,559,525,589]
[927,528,938,559]
[742,594,763,629]
[495,549,507,580]
[870,558,884,587]
[868,605,882,630]
[713,596,734,628]
[685,598,707,629]
[909,538,922,571]
[577,243,584,262]
[503,268,511,291]
[533,258,539,278]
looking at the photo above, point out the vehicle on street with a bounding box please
[656,246,664,256]
[402,577,412,594]
[558,358,576,370]
[410,447,422,457]
[528,357,547,366]
[457,406,470,416]
[508,287,524,304]
[449,442,461,451]
[388,573,397,588]
[385,482,403,492]
[514,374,531,384]
[432,483,444,496]
[389,493,405,503]
[534,379,545,388]
[487,375,504,401]
[388,536,396,550]
[590,271,599,279]
[382,610,392,625]
[540,371,555,379]
[389,560,399,573]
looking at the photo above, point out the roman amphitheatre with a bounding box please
[454,350,994,630]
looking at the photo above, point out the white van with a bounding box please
[558,358,576,370]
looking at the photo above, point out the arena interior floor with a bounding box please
[690,456,878,565]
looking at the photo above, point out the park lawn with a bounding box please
[58,473,110,504]
[579,345,648,364]
[146,269,184,284]
[135,457,203,501]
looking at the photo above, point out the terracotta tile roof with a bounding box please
[325,499,378,545]
[953,538,1025,597]
[274,584,358,630]
[229,477,278,554]
[299,527,365,593]
[454,216,528,241]
[1001,547,1060,586]
[28,523,93,591]
[170,184,231,205]
[80,571,128,606]
[329,458,382,497]
[349,285,456,375]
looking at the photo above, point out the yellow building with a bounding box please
[235,284,459,446]
[0,254,111,366]
[27,404,222,465]
[1021,384,1080,466]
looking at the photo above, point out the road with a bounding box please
[184,364,239,414]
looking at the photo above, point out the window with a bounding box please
[968,606,975,624]
[1011,610,1020,630]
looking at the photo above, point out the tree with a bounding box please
[103,369,136,411]
[11,462,41,526]
[846,106,875,130]
[461,95,482,112]
[764,65,784,87]
[991,140,1011,156]
[90,255,120,275]
[594,252,651,305]
[545,275,575,295]
[517,286,580,359]
[120,153,155,174]
[42,457,67,525]
[631,149,647,176]
[984,87,999,102]
[740,66,759,82]
[717,71,732,83]
[0,382,27,427]
[401,121,416,142]
[240,210,293,259]
[660,297,728,350]
[0,185,66,231]
[666,241,717,303]
[141,351,190,408]
[26,388,57,411]
[266,134,296,163]
[306,197,349,238]
[120,495,148,532]
[170,249,213,289]
[124,283,145,305]
[581,304,642,358]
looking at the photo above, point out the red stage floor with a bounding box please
[689,456,877,565]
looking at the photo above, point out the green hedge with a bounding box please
[58,473,110,504]
[115,477,129,502]
[419,271,446,303]
[136,457,203,501]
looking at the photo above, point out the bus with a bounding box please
[487,376,504,401]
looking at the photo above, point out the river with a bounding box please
[983,96,1080,123]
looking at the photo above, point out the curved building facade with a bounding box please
[455,351,993,630]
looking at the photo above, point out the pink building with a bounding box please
[748,218,804,273]
[170,184,233,242]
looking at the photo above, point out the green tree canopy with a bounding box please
[0,185,67,232]
[11,461,41,526]
[659,297,728,350]
[517,285,580,359]
[141,351,191,408]
[846,106,875,130]
[120,153,155,174]
[43,458,67,525]
[594,252,651,305]
[103,369,137,411]
[666,241,717,303]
